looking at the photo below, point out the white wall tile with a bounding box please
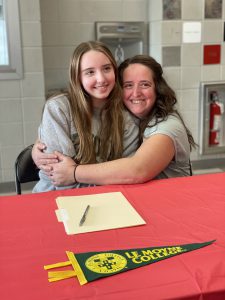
[21,22,42,47]
[150,21,162,45]
[0,169,3,183]
[182,0,203,20]
[0,123,24,146]
[1,146,24,169]
[22,98,45,122]
[223,1,225,18]
[222,66,225,80]
[2,168,16,182]
[181,66,201,89]
[0,99,22,123]
[58,0,81,22]
[41,22,60,46]
[202,21,223,43]
[179,89,199,112]
[60,47,75,68]
[182,110,199,128]
[149,0,162,21]
[182,44,202,66]
[20,0,41,21]
[23,48,44,72]
[122,0,148,21]
[201,65,222,81]
[149,45,162,63]
[161,21,182,45]
[58,22,81,45]
[40,0,59,22]
[43,47,62,69]
[21,73,45,97]
[0,81,21,98]
[80,0,122,22]
[0,84,21,99]
[221,44,225,65]
[163,68,181,90]
[79,23,95,41]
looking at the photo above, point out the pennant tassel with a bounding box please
[48,270,76,282]
[44,260,72,270]
[44,260,76,282]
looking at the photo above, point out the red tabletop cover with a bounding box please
[0,172,225,300]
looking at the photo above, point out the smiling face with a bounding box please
[80,50,116,108]
[122,63,157,119]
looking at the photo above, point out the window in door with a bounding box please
[0,0,23,80]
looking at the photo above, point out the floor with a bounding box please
[0,182,36,196]
[192,167,224,175]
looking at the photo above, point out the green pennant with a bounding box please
[44,240,215,285]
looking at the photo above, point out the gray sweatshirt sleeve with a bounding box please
[38,96,76,157]
[33,96,77,193]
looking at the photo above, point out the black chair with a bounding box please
[15,144,39,194]
[189,159,193,176]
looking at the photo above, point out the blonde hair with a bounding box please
[68,41,124,163]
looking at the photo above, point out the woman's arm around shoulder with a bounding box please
[76,133,175,185]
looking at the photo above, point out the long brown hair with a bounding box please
[67,41,124,163]
[118,55,196,150]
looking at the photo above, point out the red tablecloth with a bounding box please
[1,173,225,300]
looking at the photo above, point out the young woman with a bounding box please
[34,55,196,187]
[32,41,139,192]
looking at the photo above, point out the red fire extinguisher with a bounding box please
[209,91,223,145]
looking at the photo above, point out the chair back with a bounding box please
[189,159,193,176]
[15,145,39,194]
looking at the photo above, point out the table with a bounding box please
[1,173,225,300]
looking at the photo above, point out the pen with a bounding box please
[79,205,90,226]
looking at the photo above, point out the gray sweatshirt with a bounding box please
[33,95,139,193]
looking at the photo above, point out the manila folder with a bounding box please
[55,191,146,235]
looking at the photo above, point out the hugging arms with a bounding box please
[33,54,195,190]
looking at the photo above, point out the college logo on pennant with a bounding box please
[44,240,215,285]
[85,253,128,274]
